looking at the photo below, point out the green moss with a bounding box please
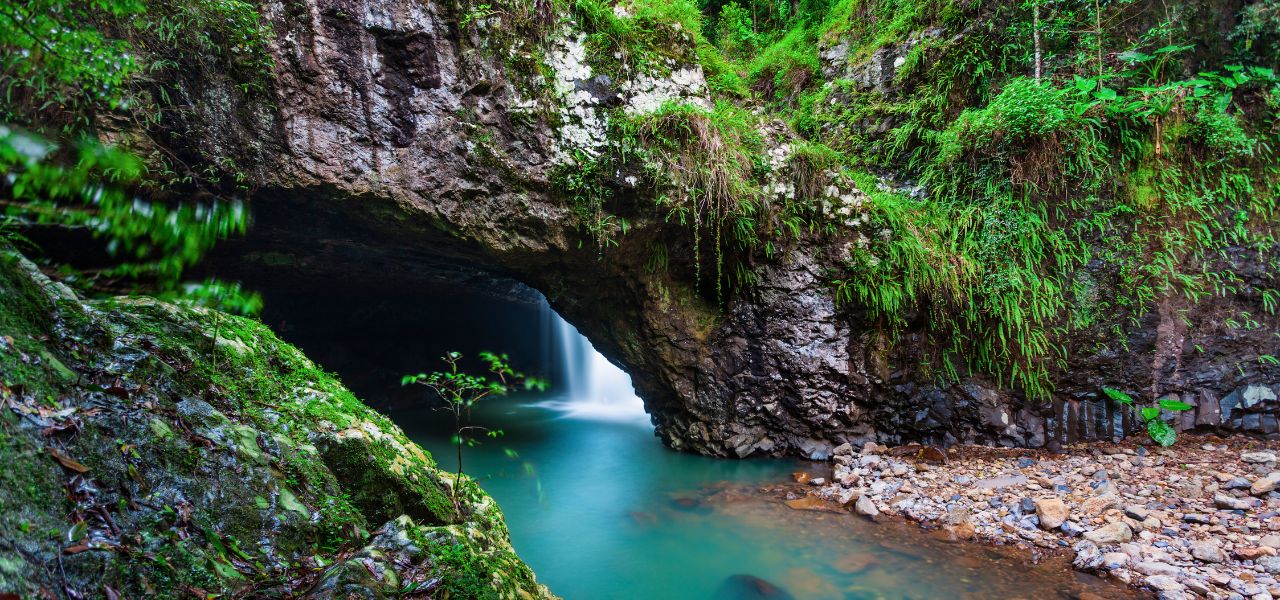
[0,250,547,597]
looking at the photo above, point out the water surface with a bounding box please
[390,397,1135,600]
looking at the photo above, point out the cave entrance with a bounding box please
[243,269,648,423]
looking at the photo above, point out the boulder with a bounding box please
[1190,540,1226,563]
[1081,494,1119,516]
[1251,472,1280,496]
[1035,498,1070,530]
[855,495,879,518]
[1083,522,1133,544]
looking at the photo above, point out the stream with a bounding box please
[386,308,1138,600]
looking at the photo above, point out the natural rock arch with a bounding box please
[181,0,1278,458]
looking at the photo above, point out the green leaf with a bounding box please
[1074,76,1097,94]
[1102,387,1135,405]
[1140,406,1161,422]
[1093,87,1118,101]
[1158,399,1193,412]
[1147,419,1177,447]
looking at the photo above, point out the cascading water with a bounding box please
[534,300,649,424]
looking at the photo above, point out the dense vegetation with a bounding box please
[526,0,1280,400]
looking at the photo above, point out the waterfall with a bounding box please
[534,301,648,424]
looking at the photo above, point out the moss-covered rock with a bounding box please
[0,248,553,599]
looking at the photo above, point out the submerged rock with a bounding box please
[716,574,797,600]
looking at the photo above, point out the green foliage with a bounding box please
[617,100,766,298]
[0,0,272,132]
[573,0,747,95]
[0,127,248,287]
[712,2,759,61]
[1103,387,1194,446]
[0,0,270,304]
[403,352,546,508]
[551,150,626,253]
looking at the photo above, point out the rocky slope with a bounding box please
[161,0,1278,458]
[0,247,551,598]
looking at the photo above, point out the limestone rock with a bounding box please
[1214,493,1252,510]
[1081,494,1120,516]
[1242,451,1278,464]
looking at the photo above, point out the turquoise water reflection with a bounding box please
[390,397,1135,600]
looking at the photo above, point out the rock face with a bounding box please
[0,249,550,598]
[176,0,1277,458]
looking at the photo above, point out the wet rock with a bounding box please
[783,496,842,512]
[1035,498,1069,530]
[1073,541,1104,570]
[833,553,878,575]
[716,575,796,600]
[1084,522,1133,544]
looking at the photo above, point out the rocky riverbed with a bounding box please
[797,434,1280,599]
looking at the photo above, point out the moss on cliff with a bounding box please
[0,248,552,599]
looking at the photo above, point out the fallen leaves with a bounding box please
[48,447,90,473]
